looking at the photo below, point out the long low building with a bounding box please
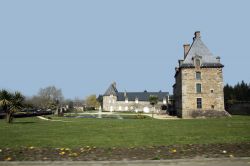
[102,82,169,113]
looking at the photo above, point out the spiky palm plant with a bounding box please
[9,92,25,122]
[0,89,11,111]
[0,90,25,123]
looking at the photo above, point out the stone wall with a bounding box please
[103,95,165,113]
[103,95,117,112]
[173,70,182,117]
[181,67,225,118]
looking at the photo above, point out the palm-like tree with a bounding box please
[0,90,25,123]
[0,90,12,119]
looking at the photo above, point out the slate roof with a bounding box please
[103,83,169,101]
[180,32,223,68]
[117,91,169,101]
[103,83,118,96]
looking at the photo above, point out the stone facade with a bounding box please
[102,83,169,113]
[103,96,167,113]
[173,31,226,118]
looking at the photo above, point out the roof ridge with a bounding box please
[104,83,118,96]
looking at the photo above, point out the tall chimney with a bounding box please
[194,31,201,38]
[183,44,190,59]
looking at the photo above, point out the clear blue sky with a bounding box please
[1,0,249,99]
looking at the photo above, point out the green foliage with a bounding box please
[149,95,158,117]
[224,81,250,103]
[135,114,147,119]
[85,94,100,109]
[0,90,12,111]
[0,90,25,123]
[1,116,249,148]
[224,81,250,112]
[149,95,158,106]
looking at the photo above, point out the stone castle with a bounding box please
[173,31,226,118]
[102,31,227,118]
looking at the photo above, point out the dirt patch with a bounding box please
[0,143,250,161]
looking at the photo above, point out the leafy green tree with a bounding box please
[149,95,158,118]
[85,95,100,110]
[0,90,25,123]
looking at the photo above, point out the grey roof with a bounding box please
[104,83,118,96]
[180,35,223,68]
[117,91,169,101]
[104,82,169,101]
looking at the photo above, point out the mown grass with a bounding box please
[0,116,250,148]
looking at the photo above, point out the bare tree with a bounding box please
[26,86,64,110]
[38,86,63,102]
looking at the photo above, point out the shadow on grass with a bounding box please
[13,121,36,124]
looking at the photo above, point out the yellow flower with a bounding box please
[60,148,65,151]
[171,149,177,153]
[69,153,78,157]
[5,157,12,161]
[59,151,66,155]
[65,148,71,151]
[229,154,234,158]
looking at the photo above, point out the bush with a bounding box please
[135,114,147,119]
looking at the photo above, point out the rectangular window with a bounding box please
[197,98,202,109]
[196,83,202,93]
[196,72,201,80]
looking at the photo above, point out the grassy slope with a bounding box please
[0,116,250,148]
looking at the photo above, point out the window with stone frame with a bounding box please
[196,83,202,93]
[196,72,201,80]
[197,98,202,109]
[195,59,201,67]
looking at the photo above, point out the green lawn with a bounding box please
[0,116,250,148]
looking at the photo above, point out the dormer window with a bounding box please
[195,59,201,67]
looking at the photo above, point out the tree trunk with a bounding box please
[152,106,154,118]
[6,112,13,123]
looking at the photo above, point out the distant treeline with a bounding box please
[224,81,250,104]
